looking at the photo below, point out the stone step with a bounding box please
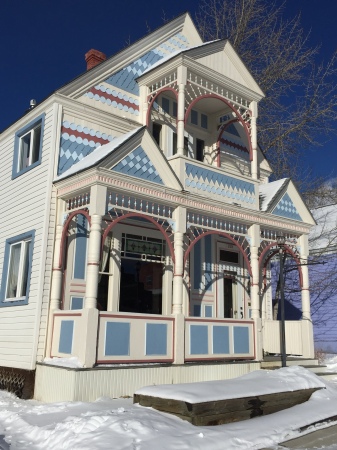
[315,372,337,381]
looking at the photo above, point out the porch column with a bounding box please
[248,223,263,360]
[298,233,314,358]
[84,214,102,309]
[177,66,187,156]
[172,206,186,364]
[299,234,311,320]
[250,101,258,180]
[50,224,63,311]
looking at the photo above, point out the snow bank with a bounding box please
[135,365,325,403]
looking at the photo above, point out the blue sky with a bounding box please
[1,0,336,179]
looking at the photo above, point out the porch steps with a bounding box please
[261,357,337,381]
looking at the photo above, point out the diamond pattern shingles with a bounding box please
[272,193,302,221]
[103,33,189,96]
[185,163,255,204]
[112,146,163,185]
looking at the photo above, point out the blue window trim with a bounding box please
[12,114,45,179]
[0,230,35,307]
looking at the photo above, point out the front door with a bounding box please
[224,277,234,318]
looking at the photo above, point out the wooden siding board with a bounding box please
[0,105,55,369]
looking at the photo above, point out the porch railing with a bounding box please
[185,318,255,361]
[96,313,175,364]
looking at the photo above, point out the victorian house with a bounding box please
[0,13,316,401]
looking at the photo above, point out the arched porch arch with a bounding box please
[102,212,175,263]
[259,242,303,288]
[184,94,252,161]
[146,87,178,127]
[183,230,252,278]
[58,209,91,269]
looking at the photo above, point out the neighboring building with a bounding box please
[0,13,316,401]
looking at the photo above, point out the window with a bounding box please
[152,123,162,147]
[219,250,239,264]
[12,114,45,179]
[0,231,35,306]
[173,101,177,118]
[201,113,208,129]
[196,139,204,162]
[191,109,198,125]
[161,97,170,114]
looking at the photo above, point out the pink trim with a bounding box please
[184,94,252,161]
[96,358,174,364]
[186,318,253,325]
[146,87,178,127]
[184,230,252,278]
[102,212,175,263]
[185,356,254,362]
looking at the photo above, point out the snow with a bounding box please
[55,127,143,182]
[138,39,220,77]
[42,357,84,368]
[135,365,325,403]
[1,361,337,449]
[259,178,289,211]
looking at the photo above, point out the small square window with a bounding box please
[12,114,45,179]
[173,102,177,118]
[0,231,35,306]
[191,110,198,125]
[201,114,208,129]
[162,97,170,114]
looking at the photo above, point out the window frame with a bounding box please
[12,114,45,179]
[0,231,35,306]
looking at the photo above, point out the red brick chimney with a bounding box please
[85,49,107,70]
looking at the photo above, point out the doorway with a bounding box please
[224,277,234,318]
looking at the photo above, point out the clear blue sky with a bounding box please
[1,0,336,179]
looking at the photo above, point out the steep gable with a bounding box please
[56,127,183,191]
[259,179,315,225]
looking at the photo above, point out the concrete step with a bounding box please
[261,358,319,369]
[316,372,337,381]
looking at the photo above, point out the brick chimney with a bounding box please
[85,49,107,70]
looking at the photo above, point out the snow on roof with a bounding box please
[259,178,288,211]
[55,127,143,182]
[138,39,221,77]
[135,365,325,404]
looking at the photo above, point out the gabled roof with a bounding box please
[259,178,316,225]
[54,127,184,191]
[55,127,143,181]
[259,178,289,211]
[138,39,264,99]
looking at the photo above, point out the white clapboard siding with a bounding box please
[0,104,57,370]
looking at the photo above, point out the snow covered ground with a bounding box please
[1,357,337,449]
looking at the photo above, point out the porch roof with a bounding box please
[259,178,289,211]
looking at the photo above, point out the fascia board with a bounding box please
[58,14,190,99]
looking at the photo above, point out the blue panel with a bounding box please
[71,297,83,310]
[146,323,167,355]
[213,326,229,354]
[105,322,130,356]
[73,215,88,279]
[112,146,163,184]
[190,325,208,355]
[204,235,212,291]
[272,193,302,221]
[193,304,201,317]
[193,240,202,290]
[59,320,74,354]
[205,305,213,318]
[233,326,250,354]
